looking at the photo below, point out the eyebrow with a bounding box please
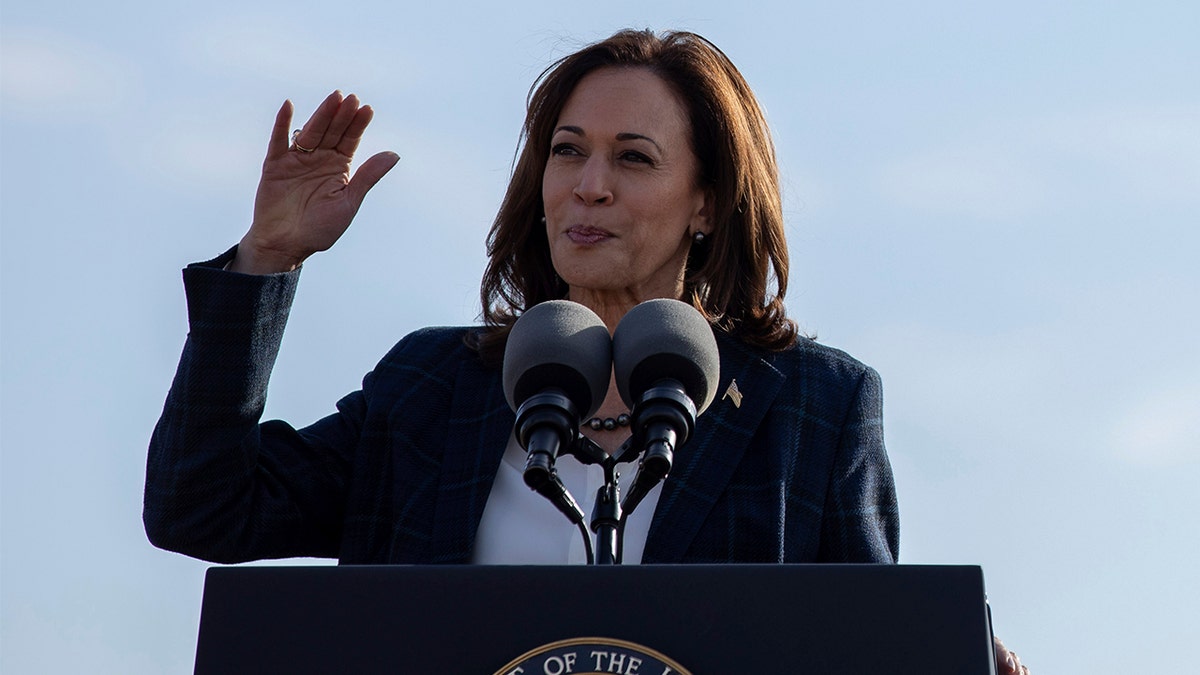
[554,125,663,153]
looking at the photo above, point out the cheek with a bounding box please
[541,165,571,210]
[540,174,552,211]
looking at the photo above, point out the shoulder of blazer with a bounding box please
[366,326,496,391]
[742,334,879,403]
[703,331,877,407]
[643,332,881,562]
[766,334,875,376]
[378,326,485,366]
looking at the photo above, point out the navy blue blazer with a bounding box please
[144,251,899,565]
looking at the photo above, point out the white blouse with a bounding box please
[471,433,663,564]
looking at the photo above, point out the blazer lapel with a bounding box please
[642,334,786,563]
[429,356,513,563]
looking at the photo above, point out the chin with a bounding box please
[554,260,623,291]
[562,277,625,294]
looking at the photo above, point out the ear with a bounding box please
[691,187,714,237]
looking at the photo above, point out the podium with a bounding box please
[194,564,997,674]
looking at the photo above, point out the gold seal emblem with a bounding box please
[493,636,693,675]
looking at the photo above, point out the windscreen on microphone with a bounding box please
[612,299,720,414]
[502,300,612,420]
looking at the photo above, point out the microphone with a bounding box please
[612,299,720,515]
[502,300,612,521]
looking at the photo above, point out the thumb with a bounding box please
[346,151,400,206]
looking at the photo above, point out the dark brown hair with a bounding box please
[471,29,796,364]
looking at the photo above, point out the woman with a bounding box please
[146,28,896,566]
[145,29,1029,672]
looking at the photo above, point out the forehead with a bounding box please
[556,67,691,137]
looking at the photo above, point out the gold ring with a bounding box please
[291,129,315,153]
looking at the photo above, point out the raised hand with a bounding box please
[230,91,399,274]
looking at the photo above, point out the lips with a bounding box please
[565,225,613,245]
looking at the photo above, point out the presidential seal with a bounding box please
[493,637,693,675]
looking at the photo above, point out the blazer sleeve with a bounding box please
[143,249,363,563]
[817,364,900,563]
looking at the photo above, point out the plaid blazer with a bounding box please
[145,252,899,565]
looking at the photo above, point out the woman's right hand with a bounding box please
[230,91,400,274]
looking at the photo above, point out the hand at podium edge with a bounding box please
[994,636,1030,674]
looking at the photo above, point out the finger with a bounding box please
[336,104,375,157]
[994,637,1017,675]
[345,151,400,206]
[293,90,344,153]
[265,99,294,160]
[320,93,361,149]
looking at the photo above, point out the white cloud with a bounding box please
[362,123,511,239]
[1111,382,1200,467]
[124,107,265,194]
[847,302,1200,471]
[878,143,1043,223]
[1039,105,1200,205]
[149,129,263,191]
[849,321,1078,460]
[877,104,1200,224]
[175,13,404,92]
[0,26,136,120]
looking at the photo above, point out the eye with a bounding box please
[550,143,581,157]
[619,150,653,164]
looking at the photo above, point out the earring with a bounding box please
[692,231,707,244]
[540,216,547,225]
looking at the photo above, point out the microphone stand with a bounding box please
[567,437,646,565]
[592,463,622,565]
[567,437,619,564]
[562,379,700,565]
[515,389,674,566]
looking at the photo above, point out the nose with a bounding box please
[572,157,612,206]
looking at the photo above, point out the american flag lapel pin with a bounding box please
[722,379,743,408]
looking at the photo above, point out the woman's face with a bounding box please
[542,67,709,310]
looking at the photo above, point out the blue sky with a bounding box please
[2,1,1197,672]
